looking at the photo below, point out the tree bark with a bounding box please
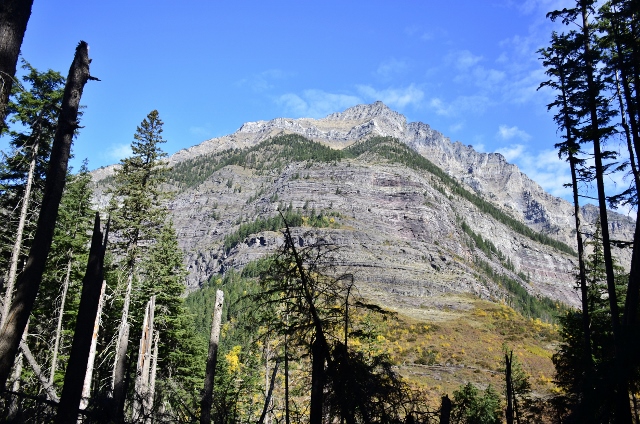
[111,322,129,421]
[6,323,27,420]
[146,330,159,424]
[310,337,326,424]
[80,279,106,411]
[20,339,59,402]
[258,359,280,424]
[439,395,451,424]
[111,271,133,396]
[49,258,72,386]
[200,289,224,424]
[505,352,514,424]
[134,296,155,421]
[0,0,34,128]
[0,41,94,389]
[1,143,39,328]
[55,213,107,424]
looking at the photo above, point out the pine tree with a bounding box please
[0,62,65,324]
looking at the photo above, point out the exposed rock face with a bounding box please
[92,101,636,311]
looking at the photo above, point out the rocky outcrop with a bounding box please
[92,101,636,311]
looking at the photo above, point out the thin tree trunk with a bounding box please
[111,322,129,421]
[439,395,451,424]
[146,330,159,424]
[111,271,133,395]
[284,330,290,424]
[6,322,28,420]
[310,337,325,424]
[20,338,59,402]
[1,143,39,328]
[579,3,632,422]
[79,279,106,411]
[0,0,34,128]
[258,359,280,424]
[55,213,107,424]
[50,258,72,386]
[200,289,224,424]
[0,41,95,389]
[506,352,513,424]
[134,296,155,421]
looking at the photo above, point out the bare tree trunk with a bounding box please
[6,322,28,420]
[310,337,325,424]
[79,280,106,411]
[20,339,59,402]
[111,322,129,421]
[0,0,34,128]
[134,296,155,421]
[55,213,107,424]
[258,359,280,424]
[505,352,514,424]
[1,143,39,328]
[439,395,451,424]
[146,330,159,424]
[112,272,133,382]
[200,289,224,424]
[0,41,95,389]
[50,258,72,386]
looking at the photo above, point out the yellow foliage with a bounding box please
[225,345,242,373]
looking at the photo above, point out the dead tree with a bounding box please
[1,142,39,327]
[79,280,106,411]
[54,213,108,424]
[133,296,156,421]
[200,289,224,424]
[0,41,96,389]
[0,0,34,128]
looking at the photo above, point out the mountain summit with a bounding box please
[94,102,634,312]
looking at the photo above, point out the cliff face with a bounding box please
[93,101,636,310]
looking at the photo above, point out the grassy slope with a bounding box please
[375,294,559,404]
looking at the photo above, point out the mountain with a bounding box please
[92,102,635,314]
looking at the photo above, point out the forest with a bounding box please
[0,0,639,423]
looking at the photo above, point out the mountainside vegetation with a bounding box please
[0,0,640,421]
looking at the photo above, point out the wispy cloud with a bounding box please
[277,90,361,118]
[375,58,409,80]
[357,84,424,108]
[427,95,492,117]
[106,143,132,161]
[447,50,483,70]
[497,125,532,141]
[237,69,289,93]
[496,144,571,197]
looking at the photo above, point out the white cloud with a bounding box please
[376,58,409,80]
[357,84,424,108]
[447,50,483,70]
[277,90,361,118]
[106,143,132,161]
[496,144,571,197]
[427,95,492,117]
[497,125,532,141]
[449,122,464,133]
[496,144,526,161]
[237,69,288,92]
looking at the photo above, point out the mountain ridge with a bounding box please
[92,102,635,314]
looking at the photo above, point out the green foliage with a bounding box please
[345,137,577,256]
[451,382,502,424]
[552,225,632,422]
[107,109,169,265]
[0,61,66,270]
[472,256,566,322]
[222,207,340,253]
[168,134,343,189]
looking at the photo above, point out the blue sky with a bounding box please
[4,0,632,208]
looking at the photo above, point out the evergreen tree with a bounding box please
[0,62,65,323]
